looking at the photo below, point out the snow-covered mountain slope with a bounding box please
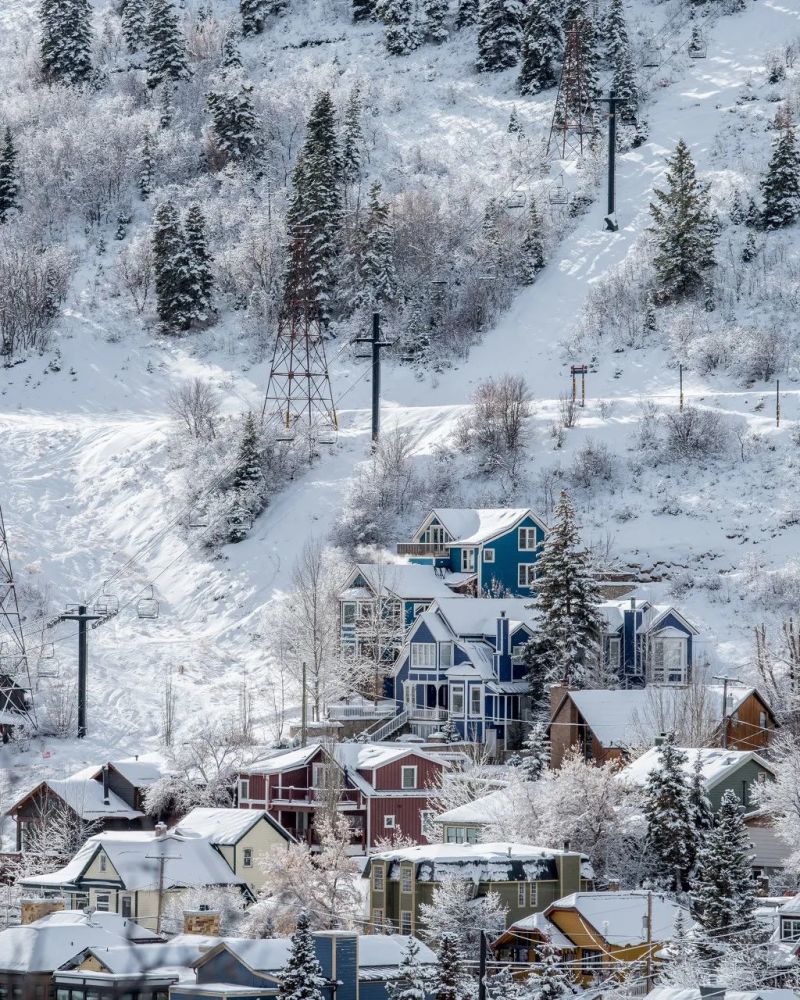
[2,0,800,795]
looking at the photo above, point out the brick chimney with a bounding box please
[549,684,567,716]
[20,898,64,924]
[183,909,221,936]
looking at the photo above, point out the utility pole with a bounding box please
[645,889,653,990]
[354,312,390,446]
[59,604,102,738]
[300,660,307,748]
[597,90,627,232]
[776,379,780,427]
[713,673,739,749]
[478,931,487,1000]
[679,364,684,412]
[146,846,181,935]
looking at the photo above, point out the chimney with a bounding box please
[654,732,668,747]
[699,987,724,1000]
[563,839,571,852]
[102,765,110,805]
[20,898,64,925]
[154,821,168,839]
[183,909,221,936]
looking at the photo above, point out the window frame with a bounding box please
[239,777,249,801]
[470,686,482,717]
[98,853,107,873]
[529,882,538,907]
[372,907,384,931]
[440,642,454,668]
[400,866,413,894]
[606,636,621,668]
[518,527,538,551]
[410,643,437,669]
[518,563,537,588]
[782,918,800,941]
[400,910,413,935]
[312,762,329,789]
[384,814,396,829]
[120,895,132,919]
[243,848,253,868]
[650,636,687,685]
[450,685,465,716]
[484,548,495,563]
[372,864,385,892]
[461,548,476,573]
[342,602,356,626]
[517,882,526,907]
[401,765,418,790]
[94,892,110,912]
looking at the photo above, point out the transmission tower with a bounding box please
[0,506,34,723]
[261,232,338,442]
[547,18,599,160]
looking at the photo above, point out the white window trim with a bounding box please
[782,918,800,941]
[529,882,538,907]
[606,637,621,667]
[440,641,453,667]
[517,882,526,906]
[95,892,110,912]
[401,765,418,790]
[400,910,413,935]
[451,685,465,716]
[99,854,107,873]
[650,635,688,685]
[342,601,356,625]
[373,866,385,891]
[243,848,253,868]
[400,868,413,893]
[484,548,495,563]
[518,563,536,588]
[384,815,396,829]
[410,643,437,669]
[373,907,384,931]
[518,527,538,551]
[469,686,483,717]
[461,548,475,573]
[239,778,250,801]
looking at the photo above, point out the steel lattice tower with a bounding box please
[547,18,599,160]
[261,233,338,440]
[0,506,34,719]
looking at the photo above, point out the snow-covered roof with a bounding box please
[503,910,574,950]
[175,807,284,845]
[245,743,320,774]
[447,640,496,679]
[107,758,163,787]
[428,508,542,545]
[430,597,536,637]
[21,827,246,893]
[411,610,455,643]
[0,910,156,973]
[548,892,691,947]
[433,787,511,825]
[647,990,798,1000]
[78,935,216,977]
[9,767,144,821]
[245,741,444,782]
[358,934,437,967]
[355,563,468,600]
[621,747,774,790]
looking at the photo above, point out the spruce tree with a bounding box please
[286,91,343,316]
[146,0,190,90]
[649,138,716,301]
[277,912,325,1000]
[563,0,600,98]
[519,196,545,283]
[0,128,21,225]
[121,0,148,52]
[342,86,364,188]
[690,789,760,963]
[518,0,561,95]
[422,0,448,43]
[184,205,214,322]
[353,0,377,20]
[139,132,154,200]
[359,181,397,308]
[604,0,628,68]
[222,31,243,71]
[519,722,549,781]
[159,85,174,128]
[207,83,260,163]
[612,45,638,125]
[687,751,713,872]
[455,0,479,27]
[151,200,193,333]
[642,735,696,891]
[761,111,800,230]
[40,0,94,85]
[508,108,523,134]
[527,938,573,1000]
[477,0,525,72]
[741,232,757,263]
[240,0,268,35]
[434,933,469,1000]
[378,0,422,56]
[387,936,428,1000]
[528,490,604,687]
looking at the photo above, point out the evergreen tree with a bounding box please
[151,200,193,333]
[433,933,469,1000]
[486,965,525,1000]
[649,138,716,300]
[121,0,148,52]
[761,111,800,230]
[439,716,460,743]
[139,132,154,200]
[159,85,174,128]
[660,909,700,988]
[519,196,545,283]
[387,936,429,1000]
[222,30,243,71]
[477,0,525,72]
[146,0,190,90]
[519,721,549,781]
[527,938,573,1000]
[643,295,657,333]
[604,0,628,68]
[277,912,326,1000]
[730,188,745,225]
[0,128,21,224]
[231,411,263,493]
[207,83,261,163]
[342,86,364,188]
[455,0,479,27]
[422,0,448,42]
[184,204,214,321]
[377,0,422,56]
[691,790,760,963]
[508,108,523,134]
[40,0,93,85]
[741,232,757,263]
[688,751,714,836]
[240,0,267,35]
[528,490,604,687]
[286,91,343,316]
[359,181,397,308]
[744,194,760,229]
[612,45,638,125]
[642,735,696,891]
[517,0,561,94]
[353,0,377,20]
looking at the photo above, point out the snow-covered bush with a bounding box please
[0,231,72,358]
[568,438,617,490]
[454,374,531,487]
[663,406,729,460]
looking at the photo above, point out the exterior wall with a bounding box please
[707,760,772,811]
[368,797,434,847]
[84,849,120,881]
[370,754,441,792]
[546,908,657,985]
[727,694,774,751]
[0,971,53,1000]
[745,814,793,872]
[229,818,291,893]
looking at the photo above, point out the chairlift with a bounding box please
[505,190,527,210]
[548,177,569,206]
[642,39,660,68]
[94,580,119,617]
[226,506,253,531]
[136,585,159,620]
[40,643,54,660]
[315,425,338,446]
[688,30,707,59]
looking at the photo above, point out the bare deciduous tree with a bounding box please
[117,235,154,314]
[455,375,531,486]
[167,378,220,441]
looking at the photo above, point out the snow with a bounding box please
[648,991,799,1000]
[430,597,537,636]
[504,910,574,950]
[549,891,690,947]
[9,766,144,820]
[72,934,216,978]
[107,758,164,787]
[369,841,589,881]
[430,508,541,545]
[621,746,774,789]
[433,787,512,825]
[355,562,470,600]
[0,910,156,973]
[175,807,271,844]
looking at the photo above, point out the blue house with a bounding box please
[170,931,437,1000]
[599,598,700,686]
[396,508,548,596]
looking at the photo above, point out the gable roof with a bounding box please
[423,508,546,545]
[429,597,536,637]
[354,563,470,601]
[76,935,215,977]
[175,807,292,845]
[546,891,690,947]
[621,747,775,790]
[7,767,144,821]
[104,759,163,787]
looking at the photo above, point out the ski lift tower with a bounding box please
[0,506,35,723]
[547,18,599,160]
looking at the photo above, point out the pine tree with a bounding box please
[527,937,573,1000]
[159,85,174,128]
[604,0,628,68]
[184,205,214,321]
[612,45,639,125]
[387,936,428,1000]
[146,0,190,90]
[730,188,745,225]
[642,735,696,891]
[455,0,479,27]
[519,196,545,283]
[231,411,263,491]
[277,912,326,1000]
[121,0,148,52]
[643,295,657,333]
[40,0,94,85]
[563,0,601,98]
[342,86,364,187]
[353,0,377,20]
[518,0,561,94]
[528,490,604,687]
[434,933,469,1000]
[378,0,422,56]
[508,108,523,134]
[741,232,757,263]
[286,91,343,316]
[649,138,716,301]
[139,132,154,200]
[690,789,760,963]
[151,200,194,333]
[687,751,713,874]
[240,0,267,35]
[0,128,21,225]
[744,195,760,229]
[422,0,448,43]
[477,0,525,71]
[207,83,261,163]
[359,181,397,308]
[222,30,243,71]
[487,965,526,1000]
[761,111,800,230]
[519,721,549,781]
[439,716,460,743]
[660,909,700,988]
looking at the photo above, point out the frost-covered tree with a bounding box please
[388,937,429,1000]
[519,197,546,282]
[121,0,148,52]
[603,0,627,67]
[612,45,639,125]
[159,85,174,128]
[146,0,190,90]
[185,204,214,322]
[519,721,549,781]
[40,0,93,85]
[228,410,263,537]
[422,0,448,42]
[207,82,261,163]
[241,0,268,35]
[418,875,507,951]
[688,752,713,839]
[477,0,525,71]
[517,0,561,94]
[359,181,397,308]
[455,0,478,27]
[139,132,154,200]
[342,86,364,187]
[222,30,243,71]
[527,936,574,1000]
[761,111,800,230]
[151,200,193,333]
[649,138,716,300]
[487,965,526,1000]
[433,933,470,1000]
[278,913,327,1000]
[0,128,21,224]
[642,735,696,891]
[690,789,760,962]
[528,490,604,687]
[353,0,377,20]
[378,0,422,55]
[658,908,699,988]
[753,733,800,868]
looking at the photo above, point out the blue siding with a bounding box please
[196,950,270,986]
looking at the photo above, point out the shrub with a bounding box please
[663,406,729,459]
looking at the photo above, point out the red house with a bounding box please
[238,742,448,852]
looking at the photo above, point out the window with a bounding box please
[606,637,621,669]
[451,686,464,716]
[243,848,253,868]
[650,637,687,685]
[401,766,418,790]
[758,771,767,783]
[440,642,454,667]
[517,882,526,906]
[342,602,356,625]
[400,867,413,893]
[99,853,107,872]
[373,865,385,891]
[11,989,21,1000]
[121,895,132,918]
[239,778,249,801]
[400,911,413,935]
[484,548,495,563]
[470,687,482,717]
[384,815,396,829]
[57,992,71,1000]
[782,918,800,940]
[529,883,538,907]
[312,763,329,789]
[518,564,537,588]
[357,601,374,622]
[34,988,45,1000]
[373,908,384,931]
[411,643,437,668]
[413,603,428,619]
[421,524,447,546]
[582,950,603,973]
[461,548,476,573]
[95,892,110,912]
[760,710,767,730]
[519,527,538,551]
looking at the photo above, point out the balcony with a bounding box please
[408,707,448,722]
[395,542,451,558]
[270,786,362,808]
[327,701,395,721]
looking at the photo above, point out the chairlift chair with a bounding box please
[136,585,159,620]
[226,507,253,531]
[548,177,569,206]
[40,642,54,660]
[642,39,660,68]
[505,190,527,210]
[688,31,707,59]
[94,580,119,617]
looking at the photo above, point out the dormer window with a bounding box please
[440,642,453,667]
[420,524,447,546]
[649,632,687,685]
[411,643,436,668]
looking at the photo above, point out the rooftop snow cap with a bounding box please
[154,821,168,839]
